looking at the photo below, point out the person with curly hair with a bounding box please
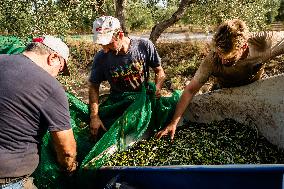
[156,19,284,140]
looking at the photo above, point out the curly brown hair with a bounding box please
[212,19,249,57]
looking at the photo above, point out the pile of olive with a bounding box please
[106,119,284,166]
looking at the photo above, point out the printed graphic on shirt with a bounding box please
[110,60,144,90]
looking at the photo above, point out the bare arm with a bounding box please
[156,79,203,140]
[89,82,100,119]
[250,31,284,62]
[270,35,284,59]
[155,52,214,140]
[152,66,166,97]
[51,129,77,173]
[89,82,106,139]
[170,79,202,124]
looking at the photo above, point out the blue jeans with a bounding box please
[0,177,37,189]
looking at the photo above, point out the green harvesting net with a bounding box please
[32,92,94,189]
[0,35,26,54]
[81,83,181,169]
[1,35,181,188]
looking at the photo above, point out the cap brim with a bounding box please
[61,61,70,76]
[93,32,114,45]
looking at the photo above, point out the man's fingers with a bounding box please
[155,131,160,139]
[170,130,175,140]
[90,129,98,142]
[154,132,159,138]
[101,124,107,132]
[155,93,161,98]
[156,132,161,139]
[156,130,166,139]
[156,127,176,140]
[91,128,98,136]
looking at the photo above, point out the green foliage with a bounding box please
[183,0,281,31]
[32,1,70,36]
[0,0,34,37]
[125,0,281,32]
[125,0,181,31]
[264,0,281,23]
[144,0,179,24]
[125,1,154,31]
[0,0,281,35]
[276,0,284,21]
[0,0,99,37]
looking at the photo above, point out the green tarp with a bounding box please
[0,36,26,54]
[1,35,181,188]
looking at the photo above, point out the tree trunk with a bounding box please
[115,0,128,35]
[149,0,196,44]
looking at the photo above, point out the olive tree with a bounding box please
[0,0,281,40]
[0,0,99,36]
[149,0,280,43]
[183,0,281,32]
[276,0,284,21]
[149,0,196,43]
[0,0,34,36]
[116,0,281,43]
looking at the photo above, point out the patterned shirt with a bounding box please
[89,38,161,93]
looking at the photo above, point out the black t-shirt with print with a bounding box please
[89,38,161,93]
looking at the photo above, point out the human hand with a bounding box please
[155,122,177,140]
[64,161,78,176]
[90,116,107,141]
[155,88,162,98]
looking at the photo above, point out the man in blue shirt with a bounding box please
[89,16,166,140]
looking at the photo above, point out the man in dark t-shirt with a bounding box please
[0,36,77,188]
[89,16,166,139]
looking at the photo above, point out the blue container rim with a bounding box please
[100,164,284,173]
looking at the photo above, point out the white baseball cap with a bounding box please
[92,16,121,45]
[32,35,70,75]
